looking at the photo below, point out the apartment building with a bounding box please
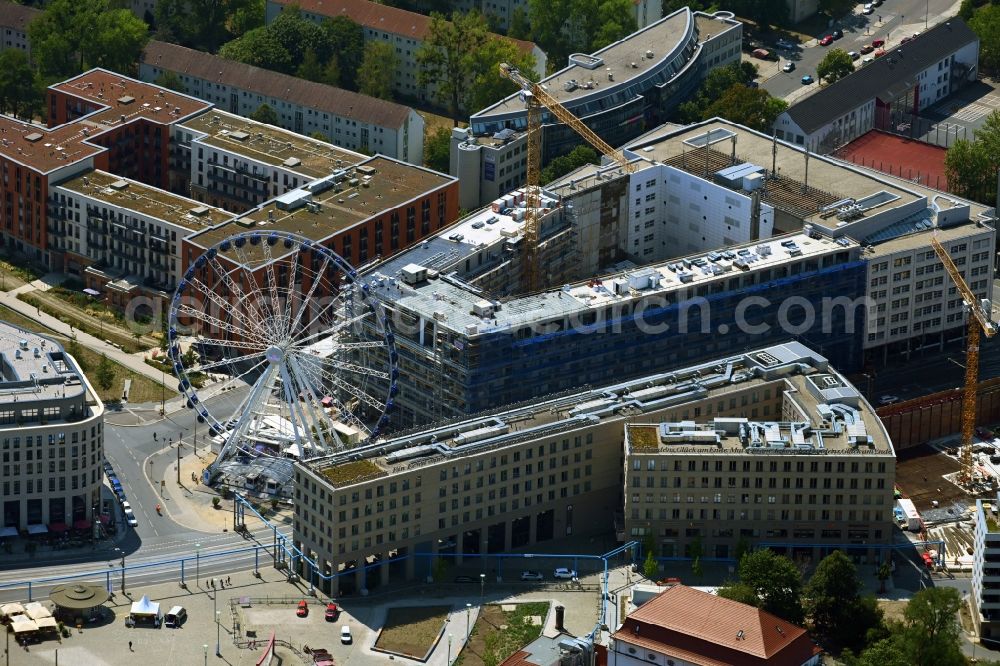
[0,0,39,54]
[174,110,368,212]
[612,585,821,666]
[264,0,546,104]
[773,19,979,154]
[0,322,105,531]
[974,497,1000,645]
[451,8,742,209]
[49,170,230,307]
[139,41,425,164]
[292,342,894,594]
[183,155,458,272]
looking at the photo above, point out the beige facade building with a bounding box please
[292,341,894,594]
[0,321,105,531]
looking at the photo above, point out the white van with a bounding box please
[164,606,187,628]
[340,625,352,644]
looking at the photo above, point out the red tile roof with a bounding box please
[141,41,413,128]
[270,0,539,55]
[0,0,41,32]
[613,585,820,666]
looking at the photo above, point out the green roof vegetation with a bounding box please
[321,459,385,487]
[987,515,1000,533]
[630,426,660,452]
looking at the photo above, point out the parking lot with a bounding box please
[905,79,1000,146]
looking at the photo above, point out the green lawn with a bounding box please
[375,606,452,660]
[456,602,550,666]
[0,304,172,405]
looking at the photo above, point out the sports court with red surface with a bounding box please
[833,130,950,192]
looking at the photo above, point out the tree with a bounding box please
[944,138,992,203]
[96,354,115,392]
[691,556,703,580]
[218,27,293,72]
[230,0,265,37]
[719,549,804,624]
[155,0,253,52]
[425,126,452,173]
[817,48,855,84]
[527,0,636,68]
[902,587,964,666]
[817,0,856,18]
[0,49,41,119]
[465,36,538,113]
[733,537,751,563]
[67,339,89,372]
[154,70,186,93]
[297,47,325,83]
[417,11,490,123]
[321,17,365,90]
[357,42,398,100]
[877,561,891,594]
[844,636,912,666]
[643,550,658,579]
[266,7,335,66]
[250,103,279,126]
[29,0,148,79]
[804,551,884,654]
[969,4,1000,74]
[702,85,788,132]
[541,145,600,183]
[508,7,531,40]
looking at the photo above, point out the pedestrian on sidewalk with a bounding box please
[227,576,231,586]
[128,641,133,652]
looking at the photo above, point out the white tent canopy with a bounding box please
[1,603,26,617]
[130,595,159,617]
[10,615,38,632]
[35,617,57,629]
[25,604,52,620]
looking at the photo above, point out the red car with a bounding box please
[819,35,834,46]
[324,602,340,622]
[872,38,885,47]
[296,600,309,617]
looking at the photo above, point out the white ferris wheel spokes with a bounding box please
[167,231,399,470]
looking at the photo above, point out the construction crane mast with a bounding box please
[930,234,995,487]
[498,63,638,292]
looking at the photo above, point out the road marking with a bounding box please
[951,103,990,122]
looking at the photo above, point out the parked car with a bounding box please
[832,29,843,39]
[453,575,475,583]
[863,56,875,64]
[977,426,995,441]
[340,625,353,644]
[863,3,874,13]
[872,38,885,47]
[848,51,860,60]
[121,500,132,513]
[801,74,815,84]
[900,35,913,44]
[751,48,778,61]
[775,38,797,50]
[783,61,795,72]
[553,568,578,579]
[296,600,309,617]
[878,395,900,405]
[860,44,874,54]
[874,49,887,57]
[124,509,137,527]
[324,603,339,622]
[820,35,834,46]
[521,570,544,581]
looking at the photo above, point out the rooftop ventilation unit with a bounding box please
[229,131,250,141]
[283,157,301,168]
[118,95,135,105]
[189,206,210,217]
[110,180,129,191]
[24,133,42,143]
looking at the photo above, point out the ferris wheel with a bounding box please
[166,230,398,468]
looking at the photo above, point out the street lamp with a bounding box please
[479,573,485,603]
[215,609,221,657]
[114,547,125,594]
[447,633,452,665]
[466,603,472,641]
[196,543,201,588]
[203,644,208,666]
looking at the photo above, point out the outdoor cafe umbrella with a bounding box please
[48,583,110,612]
[24,604,52,621]
[10,616,38,633]
[0,603,25,617]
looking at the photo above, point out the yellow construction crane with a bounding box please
[498,63,637,292]
[930,234,996,487]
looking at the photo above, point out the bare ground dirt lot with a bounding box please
[895,444,964,511]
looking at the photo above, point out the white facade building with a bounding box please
[139,41,425,165]
[0,322,105,530]
[774,19,979,154]
[974,497,1000,645]
[0,1,40,54]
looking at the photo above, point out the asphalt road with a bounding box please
[0,385,294,599]
[763,0,962,99]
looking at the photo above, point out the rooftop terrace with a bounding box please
[54,170,232,231]
[187,156,456,256]
[306,342,893,485]
[0,116,104,174]
[181,110,365,179]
